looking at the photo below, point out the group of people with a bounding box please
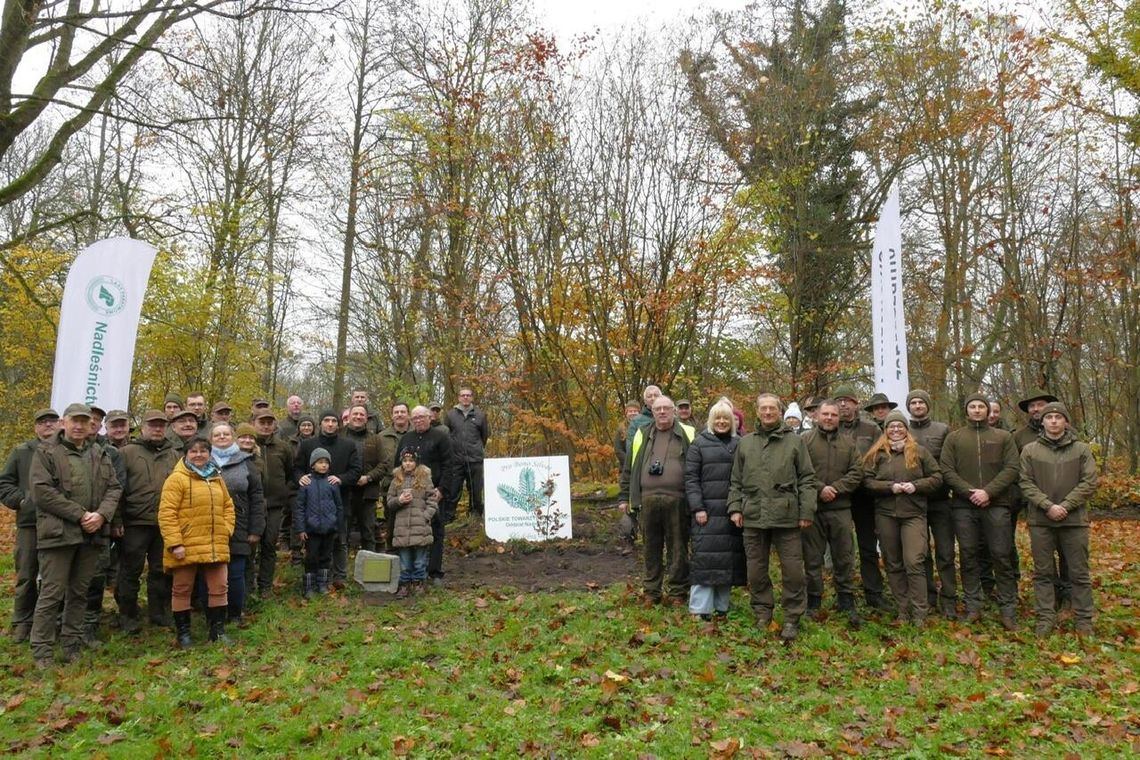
[617,384,1098,641]
[0,387,490,668]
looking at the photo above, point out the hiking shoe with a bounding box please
[10,624,31,644]
[1000,615,1019,632]
[1075,622,1093,637]
[780,622,799,642]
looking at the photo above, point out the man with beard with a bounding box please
[399,406,456,584]
[294,411,361,588]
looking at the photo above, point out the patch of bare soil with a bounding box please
[364,502,639,602]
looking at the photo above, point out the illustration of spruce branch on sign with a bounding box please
[496,468,565,537]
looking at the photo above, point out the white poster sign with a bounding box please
[871,185,910,410]
[483,455,573,542]
[50,237,158,413]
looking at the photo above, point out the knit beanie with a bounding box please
[1039,402,1070,422]
[963,392,989,411]
[884,410,909,428]
[310,447,332,466]
[235,422,257,438]
[784,402,802,421]
[906,389,932,408]
[165,392,184,407]
[319,409,339,425]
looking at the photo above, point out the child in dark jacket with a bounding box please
[386,448,438,597]
[294,448,343,598]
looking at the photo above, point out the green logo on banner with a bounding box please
[85,276,126,317]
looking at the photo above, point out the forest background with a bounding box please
[1,0,1138,494]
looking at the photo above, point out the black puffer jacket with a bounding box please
[684,430,747,587]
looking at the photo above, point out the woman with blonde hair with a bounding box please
[684,397,747,619]
[862,411,942,626]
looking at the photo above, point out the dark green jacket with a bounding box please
[1020,431,1098,527]
[838,417,880,456]
[909,417,950,500]
[0,440,43,528]
[862,446,942,519]
[727,424,817,528]
[365,427,405,501]
[940,421,1020,509]
[30,432,122,548]
[800,428,861,512]
[118,438,180,526]
[256,434,295,511]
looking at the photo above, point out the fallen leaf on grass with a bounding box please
[776,739,823,757]
[5,694,26,711]
[709,737,740,758]
[604,670,628,682]
[393,735,415,756]
[697,662,716,683]
[580,732,600,748]
[1058,653,1082,665]
[96,733,123,745]
[474,597,490,609]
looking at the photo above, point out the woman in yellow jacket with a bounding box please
[159,437,235,647]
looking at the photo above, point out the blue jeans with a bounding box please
[689,584,731,615]
[227,556,247,618]
[398,547,429,583]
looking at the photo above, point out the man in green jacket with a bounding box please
[728,393,817,641]
[364,401,409,548]
[115,410,179,632]
[1013,388,1067,609]
[252,410,295,595]
[29,404,122,670]
[799,399,861,627]
[940,393,1021,629]
[0,409,60,642]
[1020,402,1098,636]
[618,395,695,605]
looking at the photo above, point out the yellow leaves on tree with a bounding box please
[0,246,70,451]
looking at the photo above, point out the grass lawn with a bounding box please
[0,515,1137,758]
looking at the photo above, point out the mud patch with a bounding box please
[363,502,639,603]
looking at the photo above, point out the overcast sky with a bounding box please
[527,0,752,38]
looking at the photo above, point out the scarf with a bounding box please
[211,443,242,468]
[890,439,906,452]
[185,458,220,479]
